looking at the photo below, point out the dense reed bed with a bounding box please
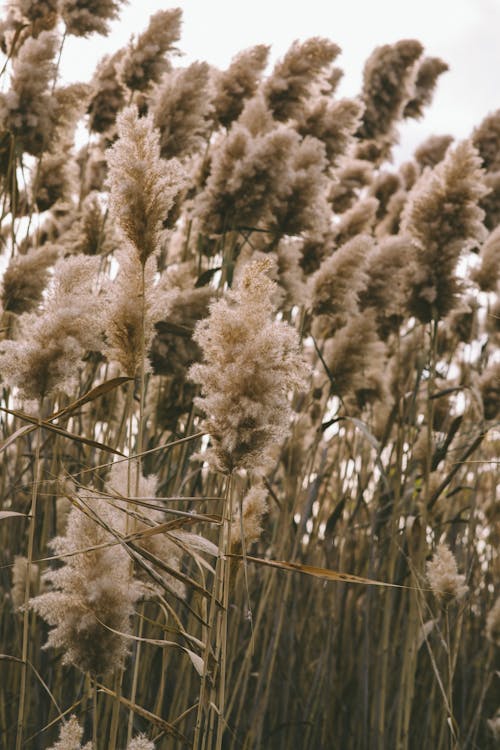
[0,3,498,749]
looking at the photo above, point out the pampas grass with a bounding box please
[0,5,498,750]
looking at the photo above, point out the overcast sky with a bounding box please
[57,0,500,161]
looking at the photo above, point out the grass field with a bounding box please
[0,4,498,748]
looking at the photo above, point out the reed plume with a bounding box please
[426,543,468,604]
[106,104,185,266]
[263,37,340,121]
[212,45,270,128]
[189,259,307,474]
[60,0,125,38]
[120,9,182,92]
[401,140,487,321]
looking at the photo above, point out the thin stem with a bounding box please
[193,473,233,750]
[92,675,98,750]
[215,477,234,750]
[127,261,147,744]
[15,400,43,750]
[127,607,145,745]
[108,668,123,750]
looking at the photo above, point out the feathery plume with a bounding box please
[107,105,185,265]
[231,486,268,548]
[105,462,187,598]
[272,135,330,239]
[478,362,500,421]
[328,158,373,214]
[189,259,308,474]
[212,45,270,128]
[1,245,58,314]
[0,255,102,399]
[194,124,298,234]
[472,108,500,172]
[120,8,182,92]
[359,236,413,337]
[46,715,91,750]
[401,140,487,321]
[32,146,77,212]
[403,56,449,119]
[471,225,500,291]
[263,37,340,122]
[87,50,127,134]
[356,39,423,161]
[14,0,59,35]
[275,238,308,308]
[400,159,419,190]
[29,490,143,676]
[151,61,212,160]
[104,249,164,377]
[311,234,372,334]
[369,171,401,220]
[358,38,423,138]
[60,0,125,38]
[426,543,468,603]
[324,311,387,411]
[127,737,156,750]
[375,188,407,237]
[481,171,500,230]
[414,134,454,169]
[236,93,275,136]
[53,82,92,139]
[61,192,118,257]
[334,196,379,246]
[297,97,363,168]
[0,30,58,156]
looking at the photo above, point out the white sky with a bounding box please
[36,0,500,161]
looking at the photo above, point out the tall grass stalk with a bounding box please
[15,402,43,750]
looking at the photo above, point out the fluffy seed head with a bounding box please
[263,37,341,122]
[60,0,125,38]
[29,490,143,676]
[401,140,487,321]
[426,543,468,604]
[358,39,423,141]
[151,61,212,160]
[0,30,59,156]
[127,737,156,750]
[471,225,500,292]
[1,245,58,314]
[189,259,308,474]
[107,105,185,265]
[212,45,270,128]
[403,56,449,119]
[195,123,299,234]
[414,134,454,169]
[0,255,103,399]
[231,486,268,548]
[87,50,126,133]
[120,8,182,92]
[311,234,372,334]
